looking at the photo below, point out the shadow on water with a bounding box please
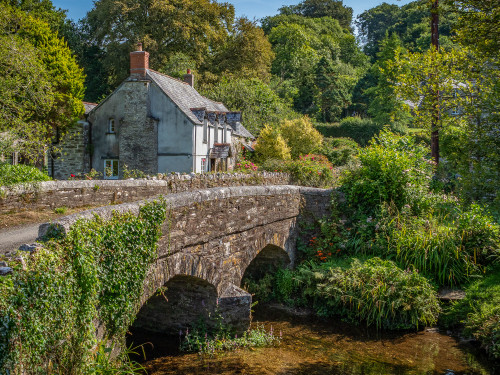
[127,303,497,375]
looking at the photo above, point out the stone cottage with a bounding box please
[52,43,253,179]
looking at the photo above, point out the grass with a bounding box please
[440,265,500,359]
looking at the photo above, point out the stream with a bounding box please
[129,304,496,375]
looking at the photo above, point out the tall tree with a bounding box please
[0,0,66,30]
[454,0,500,58]
[204,17,275,83]
[83,0,235,90]
[366,33,410,126]
[0,4,84,161]
[356,3,401,58]
[279,0,353,29]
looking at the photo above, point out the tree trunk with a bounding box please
[431,0,440,165]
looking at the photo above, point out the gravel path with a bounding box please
[0,223,40,255]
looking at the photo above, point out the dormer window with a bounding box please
[108,118,116,133]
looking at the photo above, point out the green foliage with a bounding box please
[294,257,440,329]
[356,0,458,57]
[454,0,500,59]
[201,78,297,136]
[205,17,274,83]
[1,0,66,30]
[84,0,235,90]
[181,324,280,355]
[54,206,67,214]
[384,204,499,286]
[261,154,337,188]
[263,14,368,121]
[0,200,166,373]
[280,117,323,158]
[315,117,384,146]
[254,125,291,161]
[441,266,500,359]
[0,4,84,162]
[0,163,51,187]
[320,137,359,166]
[366,33,412,127]
[341,129,432,214]
[278,0,353,29]
[122,164,147,180]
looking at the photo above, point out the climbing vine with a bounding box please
[0,200,166,374]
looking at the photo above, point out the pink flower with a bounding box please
[70,174,75,178]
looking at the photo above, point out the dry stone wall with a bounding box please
[0,172,290,214]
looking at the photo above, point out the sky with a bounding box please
[51,0,414,22]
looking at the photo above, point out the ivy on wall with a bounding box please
[0,199,166,373]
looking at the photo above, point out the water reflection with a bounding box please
[130,303,495,375]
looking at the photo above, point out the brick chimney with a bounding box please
[184,69,194,87]
[130,42,149,78]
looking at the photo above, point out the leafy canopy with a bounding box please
[0,4,84,161]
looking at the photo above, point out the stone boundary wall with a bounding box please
[0,172,290,214]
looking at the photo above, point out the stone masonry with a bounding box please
[52,122,90,180]
[38,185,332,338]
[0,172,290,214]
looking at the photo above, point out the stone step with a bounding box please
[438,288,466,301]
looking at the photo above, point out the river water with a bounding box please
[133,304,495,375]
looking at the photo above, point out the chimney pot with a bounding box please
[184,69,194,88]
[137,42,143,51]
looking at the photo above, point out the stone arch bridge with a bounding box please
[39,185,332,335]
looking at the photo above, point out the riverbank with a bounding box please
[138,303,495,374]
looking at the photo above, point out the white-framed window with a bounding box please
[108,118,116,133]
[104,159,119,179]
[201,157,207,173]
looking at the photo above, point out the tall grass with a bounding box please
[293,257,440,330]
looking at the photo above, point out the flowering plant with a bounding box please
[234,156,258,173]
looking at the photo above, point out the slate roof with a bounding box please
[233,124,254,138]
[83,102,97,115]
[146,70,228,124]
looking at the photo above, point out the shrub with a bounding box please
[254,124,291,161]
[0,163,51,187]
[280,117,323,159]
[321,137,359,166]
[315,117,383,146]
[261,154,337,187]
[341,130,433,214]
[294,257,440,330]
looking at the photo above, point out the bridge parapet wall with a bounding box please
[0,172,290,214]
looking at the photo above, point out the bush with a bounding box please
[315,117,383,146]
[254,124,291,161]
[280,117,323,159]
[341,130,433,214]
[294,257,440,329]
[321,137,359,166]
[0,163,51,187]
[261,154,337,187]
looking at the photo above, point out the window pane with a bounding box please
[112,160,119,176]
